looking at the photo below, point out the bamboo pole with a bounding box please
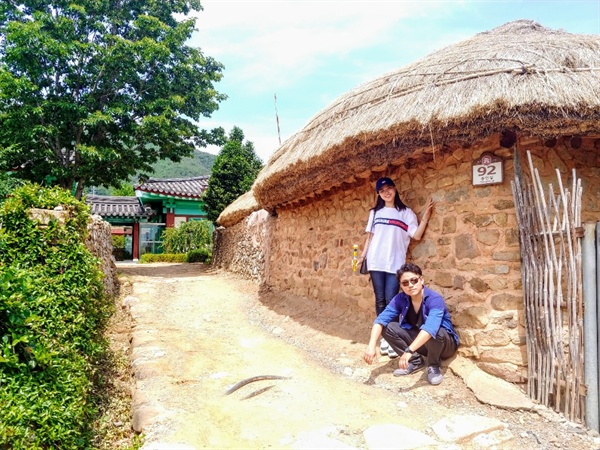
[512,151,585,422]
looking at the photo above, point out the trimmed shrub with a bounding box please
[139,253,187,263]
[186,248,211,263]
[0,183,110,449]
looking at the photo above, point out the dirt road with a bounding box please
[116,262,600,450]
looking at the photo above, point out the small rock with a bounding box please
[122,295,139,308]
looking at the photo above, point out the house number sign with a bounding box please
[472,152,503,186]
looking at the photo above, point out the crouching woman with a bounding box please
[363,262,459,385]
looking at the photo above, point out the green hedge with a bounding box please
[139,253,188,263]
[0,184,110,449]
[138,251,211,264]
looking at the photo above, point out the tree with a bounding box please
[203,126,263,223]
[0,0,226,199]
[162,220,212,253]
[109,182,135,196]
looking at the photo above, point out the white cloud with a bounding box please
[191,1,440,91]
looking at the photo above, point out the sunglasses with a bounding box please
[401,277,421,287]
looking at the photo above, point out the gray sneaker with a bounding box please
[427,365,443,385]
[393,358,424,376]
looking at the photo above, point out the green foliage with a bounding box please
[0,172,24,204]
[111,235,126,249]
[110,184,135,197]
[0,1,227,199]
[186,248,211,263]
[0,183,110,449]
[162,220,213,254]
[203,127,263,223]
[139,253,187,263]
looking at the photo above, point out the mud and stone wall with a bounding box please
[212,209,271,283]
[214,134,600,382]
[266,135,600,383]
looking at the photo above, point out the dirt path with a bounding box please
[116,263,600,450]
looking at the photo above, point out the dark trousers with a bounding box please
[382,322,458,366]
[370,271,400,316]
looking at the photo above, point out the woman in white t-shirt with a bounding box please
[358,177,433,357]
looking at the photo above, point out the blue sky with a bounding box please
[189,1,600,163]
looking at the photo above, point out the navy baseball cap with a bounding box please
[376,177,395,193]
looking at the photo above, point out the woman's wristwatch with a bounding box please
[404,347,414,354]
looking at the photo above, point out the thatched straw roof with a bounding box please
[253,20,600,210]
[216,189,260,227]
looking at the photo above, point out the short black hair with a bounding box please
[397,262,422,279]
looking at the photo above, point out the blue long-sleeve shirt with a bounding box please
[374,286,459,345]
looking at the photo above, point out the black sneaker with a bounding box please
[427,365,443,385]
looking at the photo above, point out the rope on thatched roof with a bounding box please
[252,20,600,210]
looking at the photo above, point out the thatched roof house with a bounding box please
[215,20,600,425]
[253,20,600,210]
[217,189,260,228]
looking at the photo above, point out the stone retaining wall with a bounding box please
[86,214,119,299]
[212,209,271,283]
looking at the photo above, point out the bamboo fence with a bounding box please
[511,149,585,423]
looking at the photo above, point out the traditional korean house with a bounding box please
[135,176,210,227]
[87,175,210,260]
[213,20,600,427]
[86,195,154,260]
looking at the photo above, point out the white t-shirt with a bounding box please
[365,207,419,274]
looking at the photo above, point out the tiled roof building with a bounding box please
[86,176,210,261]
[86,195,154,218]
[135,176,209,199]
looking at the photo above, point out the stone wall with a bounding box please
[86,214,119,299]
[261,135,600,383]
[212,209,271,283]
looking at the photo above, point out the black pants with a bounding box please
[382,322,458,366]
